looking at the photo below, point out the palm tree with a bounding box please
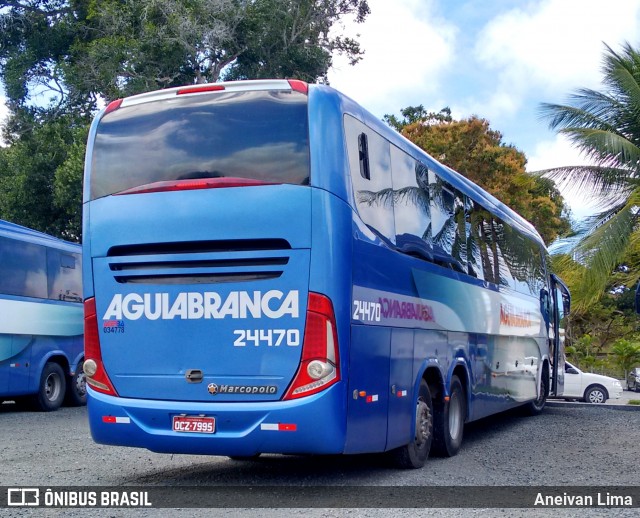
[610,339,640,382]
[538,42,640,311]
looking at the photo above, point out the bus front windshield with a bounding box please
[90,90,310,200]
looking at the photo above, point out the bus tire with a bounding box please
[391,379,433,469]
[432,375,465,457]
[64,360,87,407]
[524,365,549,416]
[32,362,66,412]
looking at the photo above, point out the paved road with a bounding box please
[1,399,639,516]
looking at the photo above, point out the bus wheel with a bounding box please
[432,375,465,457]
[524,366,549,416]
[391,379,433,469]
[64,360,87,407]
[32,362,66,412]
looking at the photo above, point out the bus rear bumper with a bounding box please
[87,385,346,456]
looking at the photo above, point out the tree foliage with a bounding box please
[0,112,87,240]
[0,0,369,239]
[1,0,369,111]
[537,42,640,310]
[610,339,640,381]
[385,106,571,245]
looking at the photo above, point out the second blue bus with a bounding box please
[0,220,84,411]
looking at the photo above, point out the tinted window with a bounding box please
[345,116,395,242]
[430,175,467,271]
[430,174,455,256]
[47,250,82,302]
[469,203,494,282]
[0,237,47,298]
[91,90,310,199]
[391,146,432,250]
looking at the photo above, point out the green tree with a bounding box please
[1,0,370,111]
[0,113,87,240]
[610,339,640,381]
[385,107,571,245]
[538,42,640,311]
[0,0,369,238]
[225,0,370,82]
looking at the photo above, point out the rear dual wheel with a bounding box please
[432,375,466,457]
[64,360,87,407]
[32,362,66,412]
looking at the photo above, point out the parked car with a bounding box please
[561,361,623,404]
[627,367,640,392]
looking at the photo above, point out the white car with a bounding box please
[560,361,623,404]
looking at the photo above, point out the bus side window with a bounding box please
[491,217,516,290]
[344,115,395,242]
[0,236,47,298]
[391,146,432,253]
[452,191,467,270]
[430,174,468,272]
[430,174,455,257]
[47,250,82,302]
[466,197,484,280]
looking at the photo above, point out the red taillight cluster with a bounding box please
[287,80,308,95]
[103,99,123,116]
[284,293,340,400]
[84,298,118,396]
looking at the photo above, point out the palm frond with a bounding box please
[533,165,634,198]
[562,187,640,310]
[357,188,394,207]
[395,186,430,214]
[539,96,621,133]
[559,128,640,170]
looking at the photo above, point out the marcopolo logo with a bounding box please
[207,383,277,395]
[103,290,299,321]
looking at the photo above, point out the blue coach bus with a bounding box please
[82,79,570,467]
[0,220,84,411]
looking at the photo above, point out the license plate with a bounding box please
[172,416,215,434]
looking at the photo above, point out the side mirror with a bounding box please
[562,292,570,316]
[566,367,579,375]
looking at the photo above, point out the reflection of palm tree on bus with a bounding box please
[357,161,544,294]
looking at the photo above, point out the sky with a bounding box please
[2,0,640,219]
[326,0,640,218]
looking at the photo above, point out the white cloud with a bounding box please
[526,134,592,172]
[327,0,456,117]
[474,0,640,118]
[527,134,599,219]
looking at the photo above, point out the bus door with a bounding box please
[550,274,570,396]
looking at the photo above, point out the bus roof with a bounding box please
[0,219,80,253]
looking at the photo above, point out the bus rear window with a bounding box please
[90,90,310,200]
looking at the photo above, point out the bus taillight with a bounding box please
[284,293,340,400]
[287,80,308,95]
[84,298,118,396]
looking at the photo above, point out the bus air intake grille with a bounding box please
[105,239,292,285]
[107,239,291,256]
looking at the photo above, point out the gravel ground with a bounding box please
[1,401,638,516]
